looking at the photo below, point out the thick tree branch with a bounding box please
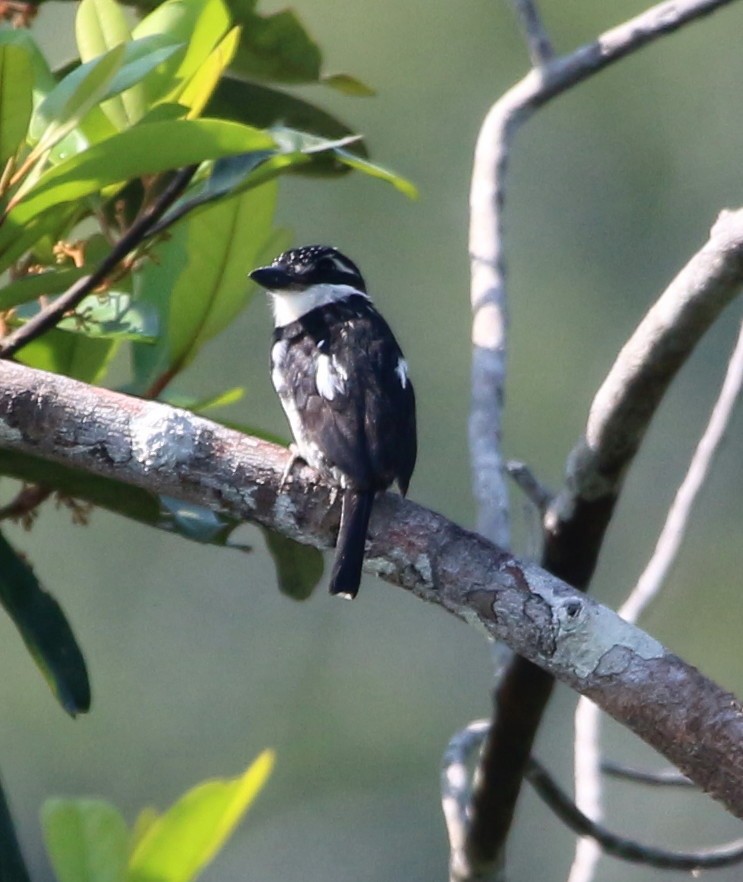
[2,361,743,821]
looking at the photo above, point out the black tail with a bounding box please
[329,490,375,598]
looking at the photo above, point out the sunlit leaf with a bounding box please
[127,751,274,882]
[321,72,376,97]
[30,43,126,152]
[262,527,323,601]
[162,386,245,413]
[179,26,240,118]
[15,291,158,341]
[133,0,230,106]
[5,118,273,232]
[132,181,287,389]
[0,45,33,164]
[0,530,90,716]
[76,0,134,128]
[42,799,128,882]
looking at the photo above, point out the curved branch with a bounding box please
[2,360,743,820]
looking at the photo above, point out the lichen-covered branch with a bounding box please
[1,360,743,819]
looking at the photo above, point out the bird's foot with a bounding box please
[279,445,305,491]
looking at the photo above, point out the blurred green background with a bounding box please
[3,1,743,879]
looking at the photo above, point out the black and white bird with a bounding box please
[250,245,417,599]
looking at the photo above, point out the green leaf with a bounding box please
[15,291,158,342]
[206,75,370,163]
[0,267,90,310]
[42,799,129,882]
[127,751,274,882]
[30,43,126,152]
[0,530,90,715]
[76,0,134,128]
[2,118,274,249]
[162,386,245,413]
[231,9,320,83]
[158,497,251,549]
[321,73,376,97]
[0,45,33,164]
[16,328,117,384]
[132,181,287,387]
[179,26,240,118]
[0,29,57,104]
[133,0,231,105]
[0,776,32,882]
[261,528,323,601]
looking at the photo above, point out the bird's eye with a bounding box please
[317,257,336,272]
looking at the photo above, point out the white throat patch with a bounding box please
[269,283,369,327]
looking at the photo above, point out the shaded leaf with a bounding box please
[16,328,117,385]
[0,530,90,715]
[206,74,369,159]
[159,497,251,549]
[0,776,32,882]
[0,45,33,164]
[0,267,90,311]
[0,29,57,104]
[127,751,274,882]
[42,799,128,882]
[261,527,323,601]
[231,8,319,83]
[162,386,245,413]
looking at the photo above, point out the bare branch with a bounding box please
[506,459,552,512]
[0,165,198,360]
[510,0,554,66]
[526,758,743,870]
[568,313,743,881]
[3,361,743,819]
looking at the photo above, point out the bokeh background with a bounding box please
[3,1,743,880]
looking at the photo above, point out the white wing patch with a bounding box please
[395,357,409,389]
[316,353,348,400]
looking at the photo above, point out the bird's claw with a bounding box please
[279,445,305,491]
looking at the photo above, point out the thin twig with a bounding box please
[601,761,693,788]
[527,757,743,870]
[0,166,198,360]
[568,314,743,881]
[511,0,554,65]
[506,459,552,511]
[465,1,741,872]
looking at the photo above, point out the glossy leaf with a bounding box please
[0,45,33,164]
[127,750,274,882]
[16,328,117,385]
[132,180,288,388]
[30,43,126,152]
[0,530,90,715]
[133,0,230,106]
[42,799,128,882]
[180,26,240,118]
[261,528,323,601]
[76,0,134,128]
[231,8,320,83]
[0,118,274,256]
[0,776,32,882]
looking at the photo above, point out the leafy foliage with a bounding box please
[40,751,274,882]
